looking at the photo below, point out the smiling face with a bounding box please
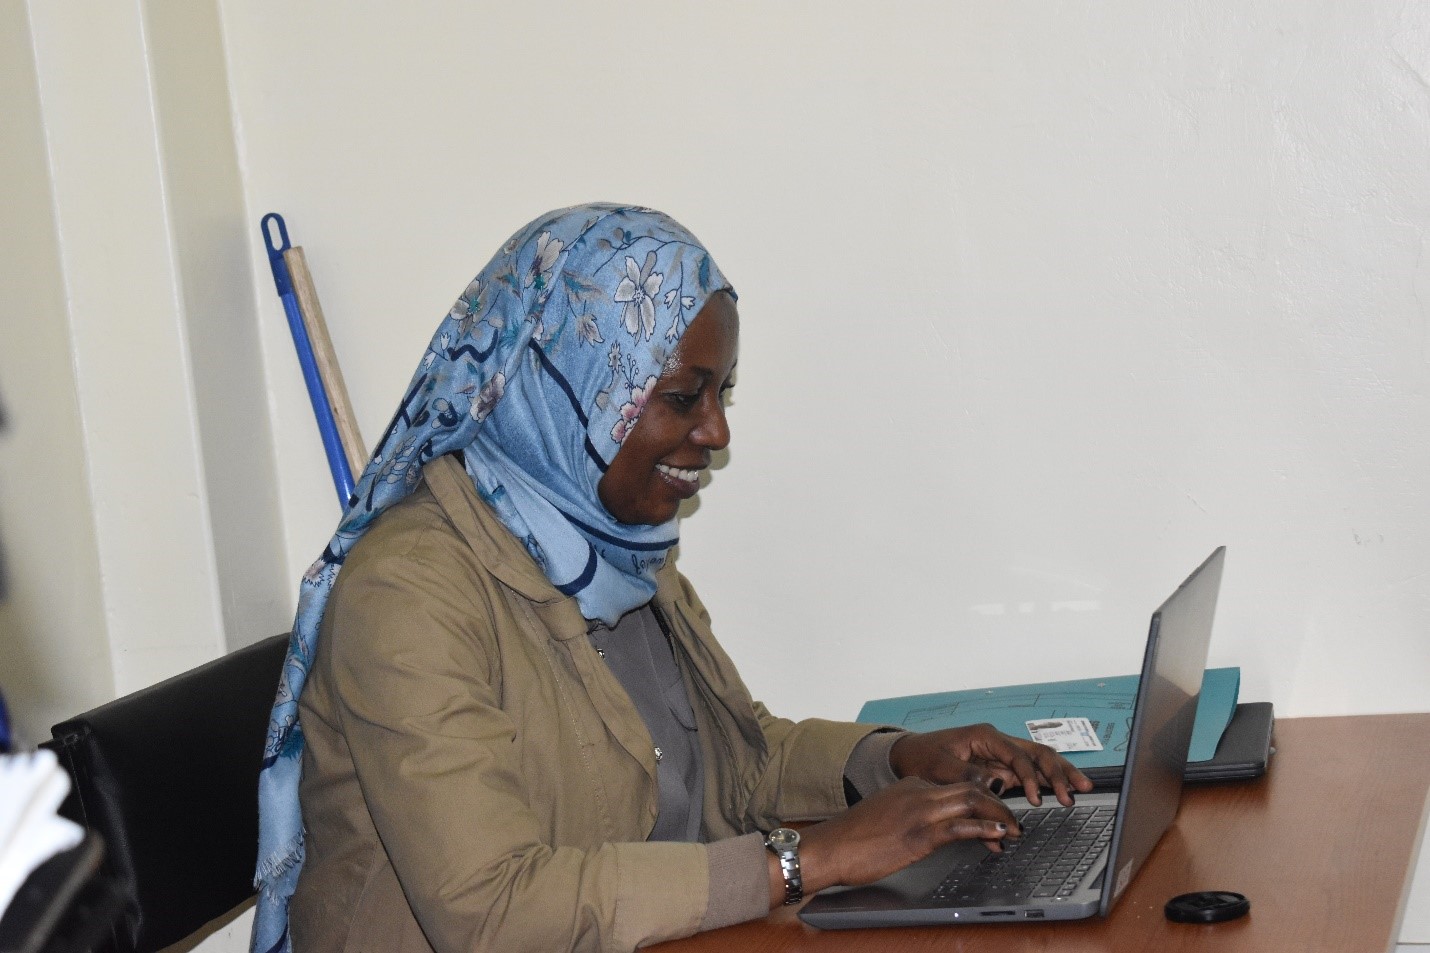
[597,291,739,526]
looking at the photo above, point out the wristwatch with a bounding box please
[765,827,803,905]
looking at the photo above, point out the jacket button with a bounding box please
[654,746,664,763]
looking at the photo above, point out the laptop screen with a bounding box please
[1100,547,1226,914]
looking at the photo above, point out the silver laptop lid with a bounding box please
[1098,546,1226,915]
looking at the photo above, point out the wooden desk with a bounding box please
[652,714,1430,953]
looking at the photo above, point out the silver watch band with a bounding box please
[765,829,803,905]
[776,851,803,905]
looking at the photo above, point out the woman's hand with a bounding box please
[888,724,1094,807]
[787,777,1020,901]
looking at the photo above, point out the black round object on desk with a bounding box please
[1165,891,1250,923]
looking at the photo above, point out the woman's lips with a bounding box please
[655,463,702,499]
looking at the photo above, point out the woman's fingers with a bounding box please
[919,781,1021,863]
[1026,744,1093,805]
[906,779,1021,847]
[940,816,1015,847]
[889,723,1095,810]
[997,746,1046,804]
[1000,739,1094,806]
[952,725,1095,806]
[946,728,1045,804]
[804,778,1022,891]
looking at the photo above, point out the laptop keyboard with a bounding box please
[928,805,1117,905]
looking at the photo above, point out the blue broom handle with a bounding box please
[262,213,355,507]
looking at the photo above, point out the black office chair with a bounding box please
[44,634,289,953]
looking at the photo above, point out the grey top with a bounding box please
[587,604,704,842]
[590,604,904,846]
[589,603,905,929]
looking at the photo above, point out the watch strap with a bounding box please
[765,829,804,905]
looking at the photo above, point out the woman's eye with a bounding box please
[665,392,699,409]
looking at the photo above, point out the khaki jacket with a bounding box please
[289,454,876,952]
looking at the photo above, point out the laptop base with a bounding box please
[800,793,1116,929]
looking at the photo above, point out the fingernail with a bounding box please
[996,822,1007,832]
[988,778,1005,796]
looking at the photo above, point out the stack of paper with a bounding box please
[0,750,84,919]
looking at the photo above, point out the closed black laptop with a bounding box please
[1082,699,1273,789]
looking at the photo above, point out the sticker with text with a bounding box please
[1025,717,1104,752]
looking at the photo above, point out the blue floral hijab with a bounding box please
[252,204,731,953]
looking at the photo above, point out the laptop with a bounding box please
[800,546,1227,928]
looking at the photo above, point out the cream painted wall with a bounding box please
[213,2,1429,943]
[26,0,231,696]
[2,0,1426,947]
[1,0,291,744]
[219,1,1429,719]
[0,1,113,744]
[142,0,294,654]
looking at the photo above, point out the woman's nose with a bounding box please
[692,397,730,451]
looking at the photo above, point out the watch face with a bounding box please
[768,827,800,851]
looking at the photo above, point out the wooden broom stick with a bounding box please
[283,246,367,480]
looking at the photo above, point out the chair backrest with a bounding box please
[45,634,289,953]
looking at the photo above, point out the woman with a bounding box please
[253,204,1090,953]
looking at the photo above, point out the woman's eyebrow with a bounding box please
[658,365,705,389]
[687,359,738,379]
[666,360,735,385]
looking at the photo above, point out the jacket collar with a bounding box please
[422,453,589,641]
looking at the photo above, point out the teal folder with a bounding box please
[856,667,1241,769]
